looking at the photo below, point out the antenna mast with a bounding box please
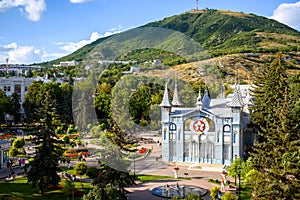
[196,0,198,11]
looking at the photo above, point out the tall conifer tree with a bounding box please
[27,91,64,194]
[250,54,300,199]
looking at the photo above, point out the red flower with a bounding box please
[139,147,147,154]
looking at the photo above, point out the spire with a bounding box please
[196,88,203,108]
[171,77,183,107]
[229,84,244,107]
[160,80,172,107]
[202,89,211,108]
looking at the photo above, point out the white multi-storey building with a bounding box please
[0,77,34,104]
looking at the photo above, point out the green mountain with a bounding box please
[47,9,300,79]
[143,9,300,56]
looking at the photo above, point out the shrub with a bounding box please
[74,162,87,177]
[210,186,221,200]
[86,166,99,179]
[82,186,122,200]
[221,191,237,200]
[172,193,203,200]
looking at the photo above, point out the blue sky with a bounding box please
[0,0,300,64]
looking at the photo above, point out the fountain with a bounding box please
[151,183,208,198]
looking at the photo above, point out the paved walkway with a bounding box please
[125,143,234,200]
[0,166,25,181]
[0,141,234,199]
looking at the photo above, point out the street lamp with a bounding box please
[237,166,241,200]
[133,149,136,178]
[234,155,237,186]
[235,156,242,200]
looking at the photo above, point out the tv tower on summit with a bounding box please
[196,0,199,10]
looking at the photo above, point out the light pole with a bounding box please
[235,155,241,200]
[234,155,237,186]
[133,149,136,178]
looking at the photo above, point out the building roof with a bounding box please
[228,84,244,107]
[159,81,172,107]
[167,84,253,119]
[171,80,183,107]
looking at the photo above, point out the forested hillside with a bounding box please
[17,8,300,136]
[45,9,300,68]
[144,9,300,56]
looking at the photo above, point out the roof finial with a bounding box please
[196,87,203,108]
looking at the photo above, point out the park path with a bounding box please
[0,139,234,200]
[125,142,234,200]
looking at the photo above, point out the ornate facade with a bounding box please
[160,82,255,165]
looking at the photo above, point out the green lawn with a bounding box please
[208,179,252,199]
[137,174,190,182]
[0,177,92,200]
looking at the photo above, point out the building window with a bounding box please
[4,86,7,91]
[169,131,175,141]
[169,123,176,131]
[223,125,231,132]
[223,145,230,160]
[233,133,236,143]
[7,86,10,92]
[163,129,167,140]
[169,123,176,141]
[15,84,21,94]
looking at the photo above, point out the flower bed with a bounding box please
[58,134,80,139]
[63,148,89,158]
[0,134,13,139]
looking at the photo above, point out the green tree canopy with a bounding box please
[27,92,64,194]
[0,90,10,123]
[250,54,300,199]
[9,92,21,124]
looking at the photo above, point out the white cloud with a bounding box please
[0,28,123,64]
[0,42,42,64]
[70,0,93,4]
[58,28,122,53]
[270,1,300,30]
[41,52,67,62]
[0,0,46,21]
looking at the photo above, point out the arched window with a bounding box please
[223,125,231,132]
[169,123,176,141]
[169,123,176,131]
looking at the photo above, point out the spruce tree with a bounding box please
[250,54,300,199]
[27,91,64,194]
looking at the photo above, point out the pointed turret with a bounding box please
[171,78,183,107]
[229,84,244,107]
[202,89,211,108]
[160,81,172,107]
